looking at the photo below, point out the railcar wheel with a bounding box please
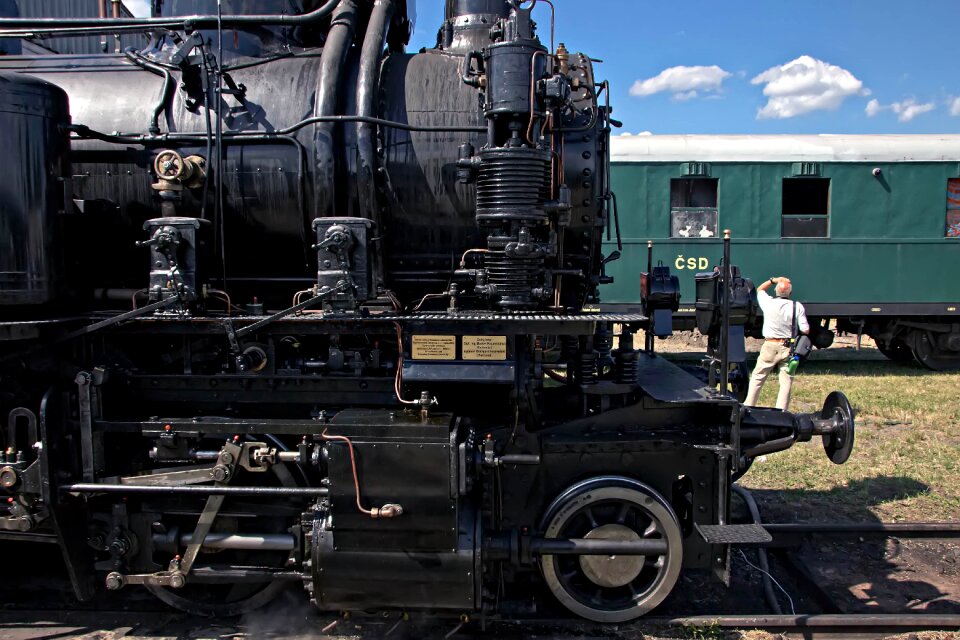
[539,476,683,622]
[876,338,913,364]
[145,439,299,617]
[907,330,960,371]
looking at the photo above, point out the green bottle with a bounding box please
[786,355,800,376]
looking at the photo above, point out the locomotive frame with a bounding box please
[0,0,855,623]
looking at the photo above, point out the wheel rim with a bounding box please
[539,477,683,622]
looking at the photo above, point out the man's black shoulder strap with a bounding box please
[792,300,798,339]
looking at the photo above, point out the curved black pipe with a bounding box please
[0,0,339,30]
[314,0,358,221]
[123,49,174,136]
[742,435,794,459]
[732,485,783,615]
[69,116,486,145]
[356,0,395,227]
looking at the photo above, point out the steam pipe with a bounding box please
[314,0,358,221]
[0,0,340,30]
[356,0,395,229]
[123,49,173,135]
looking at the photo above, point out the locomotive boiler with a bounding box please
[0,0,856,622]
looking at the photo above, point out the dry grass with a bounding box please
[740,360,960,521]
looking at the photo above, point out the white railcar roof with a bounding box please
[610,134,960,163]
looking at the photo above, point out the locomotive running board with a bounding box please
[696,523,772,545]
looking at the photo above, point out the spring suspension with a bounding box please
[576,336,599,385]
[614,332,639,384]
[559,335,579,361]
[594,323,613,371]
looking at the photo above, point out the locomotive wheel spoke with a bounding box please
[615,503,630,524]
[584,507,599,529]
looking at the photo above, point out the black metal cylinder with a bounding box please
[442,0,512,52]
[0,71,69,305]
[483,40,547,117]
[445,0,512,20]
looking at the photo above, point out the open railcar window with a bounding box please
[947,179,960,238]
[782,177,830,238]
[670,178,718,239]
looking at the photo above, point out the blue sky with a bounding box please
[409,0,959,135]
[126,1,959,135]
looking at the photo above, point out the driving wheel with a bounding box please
[539,476,683,622]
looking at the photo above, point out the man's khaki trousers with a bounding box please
[744,341,794,410]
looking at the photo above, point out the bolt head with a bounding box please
[0,467,18,488]
[169,572,186,589]
[105,572,124,590]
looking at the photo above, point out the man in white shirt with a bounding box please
[744,276,809,411]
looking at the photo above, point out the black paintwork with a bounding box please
[0,0,853,624]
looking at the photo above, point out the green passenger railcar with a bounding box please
[603,134,960,370]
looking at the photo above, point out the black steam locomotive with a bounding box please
[0,0,855,622]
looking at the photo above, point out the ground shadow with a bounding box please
[741,475,960,616]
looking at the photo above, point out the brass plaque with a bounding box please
[462,335,507,361]
[411,335,456,360]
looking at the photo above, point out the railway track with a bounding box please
[1,609,958,640]
[0,517,956,638]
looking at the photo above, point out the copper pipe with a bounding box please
[393,323,419,405]
[321,429,403,518]
[525,50,547,146]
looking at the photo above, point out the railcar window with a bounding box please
[670,178,718,238]
[947,179,960,238]
[782,178,830,238]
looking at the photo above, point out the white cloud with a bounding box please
[125,0,151,17]
[751,55,869,119]
[617,131,653,137]
[950,97,960,117]
[629,65,732,101]
[891,99,935,122]
[865,97,936,122]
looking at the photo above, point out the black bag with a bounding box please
[790,301,813,361]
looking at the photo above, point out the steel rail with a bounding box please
[765,521,960,538]
[667,613,960,632]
